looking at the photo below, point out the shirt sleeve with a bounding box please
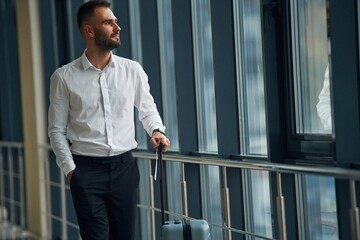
[133,62,166,136]
[316,65,332,131]
[48,70,75,175]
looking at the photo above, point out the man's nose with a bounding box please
[113,23,121,31]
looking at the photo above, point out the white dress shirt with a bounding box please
[316,65,332,130]
[48,51,165,175]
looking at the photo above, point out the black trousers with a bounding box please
[70,151,139,240]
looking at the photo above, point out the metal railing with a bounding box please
[0,142,25,226]
[0,141,37,239]
[132,151,360,240]
[1,141,360,239]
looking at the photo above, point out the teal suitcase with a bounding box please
[157,143,210,240]
[162,219,210,240]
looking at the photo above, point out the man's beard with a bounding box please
[94,28,120,51]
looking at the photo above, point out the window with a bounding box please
[157,0,182,218]
[234,0,267,156]
[290,0,331,134]
[234,1,273,238]
[191,0,222,238]
[243,169,273,238]
[157,0,179,152]
[130,0,148,150]
[129,1,152,239]
[192,0,218,154]
[290,1,339,239]
[296,175,339,240]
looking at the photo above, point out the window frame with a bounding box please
[281,0,335,164]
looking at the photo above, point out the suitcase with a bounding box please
[156,143,210,240]
[162,219,210,240]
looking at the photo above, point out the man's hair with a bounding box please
[77,0,111,32]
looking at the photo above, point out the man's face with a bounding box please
[91,7,121,51]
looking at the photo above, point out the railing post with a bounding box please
[18,148,26,229]
[8,147,15,225]
[43,149,52,237]
[60,169,67,240]
[277,173,287,240]
[221,167,232,240]
[180,162,188,217]
[349,180,360,240]
[0,148,4,222]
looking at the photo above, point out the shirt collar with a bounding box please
[108,53,115,68]
[81,50,92,70]
[81,50,115,70]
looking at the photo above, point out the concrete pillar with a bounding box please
[15,0,48,238]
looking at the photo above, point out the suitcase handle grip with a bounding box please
[157,143,166,225]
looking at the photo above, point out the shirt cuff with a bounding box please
[61,161,76,176]
[152,128,166,136]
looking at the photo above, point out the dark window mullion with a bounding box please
[330,0,360,167]
[262,0,286,163]
[139,0,163,133]
[330,1,360,239]
[171,0,203,221]
[263,1,298,239]
[210,0,240,158]
[172,0,198,154]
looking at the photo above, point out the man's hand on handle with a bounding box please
[150,131,170,152]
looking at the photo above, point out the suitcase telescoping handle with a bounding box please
[157,143,166,225]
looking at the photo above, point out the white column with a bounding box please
[15,0,48,238]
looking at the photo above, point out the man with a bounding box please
[48,1,170,239]
[316,64,332,131]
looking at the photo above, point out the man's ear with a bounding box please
[84,25,94,38]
